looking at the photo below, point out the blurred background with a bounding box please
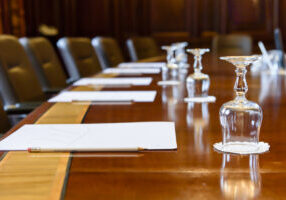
[0,0,283,57]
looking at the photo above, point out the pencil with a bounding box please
[28,147,144,153]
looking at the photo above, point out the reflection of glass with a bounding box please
[220,154,261,199]
[186,102,210,154]
[219,56,262,152]
[186,48,210,98]
[162,85,180,121]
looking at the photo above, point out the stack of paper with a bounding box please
[118,62,166,68]
[103,68,160,74]
[73,77,152,86]
[48,91,157,102]
[0,122,177,151]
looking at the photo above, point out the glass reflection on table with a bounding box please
[220,154,261,199]
[186,102,210,154]
[161,68,187,121]
[162,85,182,122]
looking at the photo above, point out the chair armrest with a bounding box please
[4,102,43,114]
[43,87,64,94]
[66,78,77,85]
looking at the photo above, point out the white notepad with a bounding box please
[118,62,166,68]
[0,122,177,151]
[48,91,157,102]
[103,68,160,74]
[73,77,152,86]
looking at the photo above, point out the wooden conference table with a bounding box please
[1,55,286,199]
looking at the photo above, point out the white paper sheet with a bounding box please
[103,68,160,74]
[73,77,152,86]
[118,62,166,68]
[157,80,181,86]
[48,91,157,102]
[184,96,216,103]
[0,122,177,151]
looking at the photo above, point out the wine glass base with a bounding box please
[184,96,216,103]
[213,141,270,154]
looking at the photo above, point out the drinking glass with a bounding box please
[251,50,284,75]
[219,56,262,152]
[174,42,189,69]
[268,50,284,74]
[186,48,210,98]
[161,45,179,78]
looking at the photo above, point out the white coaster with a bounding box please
[157,80,181,86]
[213,141,270,154]
[184,96,216,103]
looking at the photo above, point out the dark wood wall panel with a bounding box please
[150,0,186,32]
[12,0,283,48]
[76,0,113,37]
[0,0,25,36]
[225,0,275,40]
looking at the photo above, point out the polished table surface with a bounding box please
[2,55,286,199]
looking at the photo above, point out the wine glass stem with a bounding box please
[167,49,172,63]
[194,55,202,73]
[234,67,248,101]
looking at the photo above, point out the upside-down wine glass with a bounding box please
[219,56,262,152]
[161,45,179,79]
[174,42,189,69]
[186,48,210,98]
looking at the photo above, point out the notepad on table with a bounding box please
[103,68,160,75]
[48,91,157,102]
[0,122,177,151]
[73,77,152,86]
[118,62,166,68]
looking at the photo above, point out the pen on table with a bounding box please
[28,147,145,153]
[86,83,133,88]
[103,72,143,76]
[71,99,134,105]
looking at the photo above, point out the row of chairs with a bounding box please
[0,34,253,134]
[0,35,161,134]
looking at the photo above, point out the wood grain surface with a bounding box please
[1,55,286,199]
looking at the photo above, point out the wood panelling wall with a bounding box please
[0,0,25,36]
[0,0,283,48]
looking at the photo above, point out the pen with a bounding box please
[86,83,133,88]
[28,147,144,153]
[71,100,134,105]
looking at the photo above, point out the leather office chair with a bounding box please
[57,37,101,81]
[0,100,11,134]
[92,37,124,69]
[0,35,45,114]
[126,37,160,61]
[20,37,67,93]
[212,34,252,56]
